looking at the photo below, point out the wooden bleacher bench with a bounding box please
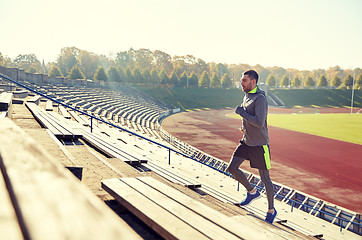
[0,92,13,118]
[79,128,147,166]
[102,177,299,240]
[0,92,13,111]
[0,164,22,239]
[26,95,41,105]
[147,162,201,189]
[26,102,82,140]
[68,110,90,126]
[12,90,28,98]
[45,100,53,111]
[0,118,142,240]
[58,105,71,119]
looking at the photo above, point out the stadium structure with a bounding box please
[0,66,361,240]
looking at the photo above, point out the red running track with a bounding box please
[162,109,362,213]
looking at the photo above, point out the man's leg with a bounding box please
[259,169,276,216]
[228,156,261,205]
[227,156,254,192]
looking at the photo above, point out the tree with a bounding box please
[116,50,134,69]
[78,50,101,79]
[317,75,328,87]
[216,63,228,77]
[280,74,289,87]
[150,68,160,84]
[221,73,232,88]
[0,52,4,66]
[291,76,301,87]
[154,50,173,73]
[331,75,341,87]
[173,55,198,76]
[28,67,37,73]
[67,65,85,80]
[326,66,343,83]
[118,68,126,82]
[142,69,151,83]
[270,67,286,81]
[188,72,199,88]
[169,71,179,86]
[172,55,187,77]
[304,76,315,87]
[199,71,210,88]
[179,70,188,87]
[133,68,144,83]
[134,48,153,70]
[125,68,134,83]
[48,65,64,78]
[184,55,197,73]
[159,69,169,84]
[258,68,271,84]
[107,66,121,82]
[356,74,362,89]
[266,74,276,87]
[57,47,79,76]
[13,54,42,72]
[210,73,221,88]
[196,58,209,75]
[2,55,14,67]
[343,75,354,89]
[94,66,108,81]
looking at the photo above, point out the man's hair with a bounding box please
[243,70,259,83]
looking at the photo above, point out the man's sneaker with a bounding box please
[265,208,277,224]
[240,190,261,206]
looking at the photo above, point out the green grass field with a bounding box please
[227,113,362,145]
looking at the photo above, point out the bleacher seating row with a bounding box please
[102,176,300,240]
[34,83,166,138]
[0,117,142,240]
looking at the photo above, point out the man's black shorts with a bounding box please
[232,141,271,170]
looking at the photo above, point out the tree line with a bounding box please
[1,47,361,89]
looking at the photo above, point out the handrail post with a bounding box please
[168,149,171,165]
[90,117,93,133]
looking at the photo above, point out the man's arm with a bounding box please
[235,96,267,128]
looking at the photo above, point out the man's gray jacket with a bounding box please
[235,86,269,146]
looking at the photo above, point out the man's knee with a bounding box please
[259,169,272,184]
[226,164,235,174]
[227,156,243,174]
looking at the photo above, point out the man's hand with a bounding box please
[239,127,244,134]
[235,106,244,115]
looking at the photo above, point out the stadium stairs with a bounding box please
[0,67,361,239]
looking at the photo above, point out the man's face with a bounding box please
[240,74,255,93]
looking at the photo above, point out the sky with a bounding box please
[1,0,361,71]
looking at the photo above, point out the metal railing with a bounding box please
[0,72,229,176]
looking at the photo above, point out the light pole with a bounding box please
[350,71,356,114]
[288,73,291,88]
[186,65,188,88]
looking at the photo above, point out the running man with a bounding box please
[226,69,277,224]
